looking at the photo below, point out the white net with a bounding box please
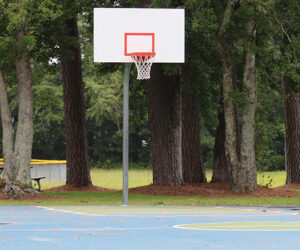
[131,54,155,80]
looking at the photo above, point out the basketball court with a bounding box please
[1,206,300,249]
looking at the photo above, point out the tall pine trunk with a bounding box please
[282,75,300,183]
[182,70,206,183]
[61,17,91,186]
[146,64,183,186]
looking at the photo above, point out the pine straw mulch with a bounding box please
[1,183,300,200]
[129,183,300,198]
[45,183,300,198]
[0,189,66,201]
[0,185,111,200]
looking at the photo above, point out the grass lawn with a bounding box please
[90,169,287,189]
[1,190,300,206]
[42,169,287,190]
[1,169,299,206]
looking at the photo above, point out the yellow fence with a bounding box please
[0,159,66,166]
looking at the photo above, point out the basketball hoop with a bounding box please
[131,52,155,80]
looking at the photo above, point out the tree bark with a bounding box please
[0,30,37,198]
[146,64,183,186]
[13,50,34,187]
[216,0,257,193]
[234,21,257,193]
[212,90,228,183]
[216,0,240,191]
[283,75,300,183]
[182,69,206,183]
[61,17,92,186]
[0,70,14,183]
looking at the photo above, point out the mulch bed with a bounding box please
[130,183,300,198]
[0,184,110,200]
[1,183,300,200]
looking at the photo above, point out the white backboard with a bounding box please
[94,8,185,63]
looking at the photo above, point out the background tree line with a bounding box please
[1,0,299,197]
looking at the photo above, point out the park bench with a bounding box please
[31,177,46,192]
[1,166,45,192]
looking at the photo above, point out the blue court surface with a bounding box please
[1,206,300,250]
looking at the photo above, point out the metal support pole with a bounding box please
[123,63,131,205]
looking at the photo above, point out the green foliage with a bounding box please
[31,65,65,159]
[83,67,151,166]
[85,72,123,125]
[229,89,247,107]
[256,79,285,171]
[201,126,215,170]
[271,0,300,92]
[84,70,124,164]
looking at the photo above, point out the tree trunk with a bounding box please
[0,32,37,198]
[61,17,92,186]
[283,75,300,183]
[216,0,257,193]
[234,22,257,193]
[221,57,240,191]
[182,70,206,183]
[13,50,34,187]
[212,90,228,183]
[146,64,183,186]
[0,70,14,183]
[216,7,240,191]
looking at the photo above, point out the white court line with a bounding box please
[36,206,94,216]
[0,226,170,232]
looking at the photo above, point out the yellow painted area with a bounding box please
[44,206,266,215]
[30,160,67,165]
[177,222,300,231]
[0,159,66,166]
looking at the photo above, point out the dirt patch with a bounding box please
[130,183,300,198]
